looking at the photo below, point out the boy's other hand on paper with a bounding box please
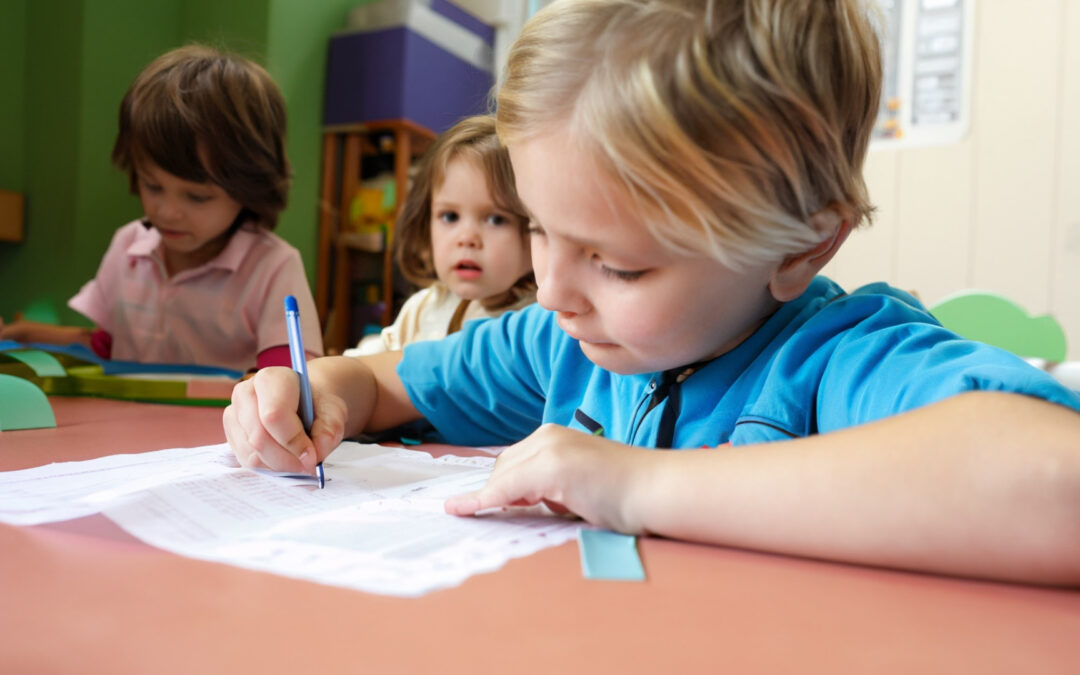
[445,424,659,534]
[223,366,346,475]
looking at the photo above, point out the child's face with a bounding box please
[429,157,532,300]
[136,162,243,272]
[509,131,783,375]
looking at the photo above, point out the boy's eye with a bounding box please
[486,213,510,226]
[600,265,647,282]
[186,193,212,204]
[140,180,162,192]
[438,211,459,224]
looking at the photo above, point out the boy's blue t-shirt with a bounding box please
[398,276,1080,448]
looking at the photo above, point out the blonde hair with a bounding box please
[497,0,882,268]
[112,44,291,229]
[395,115,534,306]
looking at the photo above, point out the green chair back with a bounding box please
[929,290,1067,362]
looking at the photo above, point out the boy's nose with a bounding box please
[535,250,586,315]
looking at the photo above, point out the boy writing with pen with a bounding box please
[225,0,1080,585]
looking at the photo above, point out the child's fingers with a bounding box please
[446,431,564,514]
[222,403,259,466]
[445,457,552,516]
[223,378,307,473]
[446,425,622,521]
[223,387,294,470]
[443,490,483,515]
[249,369,319,472]
[222,369,314,473]
[223,402,301,471]
[308,390,347,462]
[443,446,533,514]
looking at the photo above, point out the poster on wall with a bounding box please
[872,0,974,149]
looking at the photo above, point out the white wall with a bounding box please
[451,0,548,84]
[823,0,1080,359]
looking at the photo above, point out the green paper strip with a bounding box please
[5,350,67,377]
[69,371,190,400]
[0,374,57,430]
[578,529,646,581]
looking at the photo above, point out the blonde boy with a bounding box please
[225,0,1080,585]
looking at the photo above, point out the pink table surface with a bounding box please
[1,397,1078,674]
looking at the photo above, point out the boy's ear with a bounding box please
[768,205,854,302]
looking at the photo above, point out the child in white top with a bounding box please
[0,45,322,372]
[346,115,534,356]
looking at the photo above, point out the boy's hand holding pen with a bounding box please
[223,296,348,483]
[223,361,347,477]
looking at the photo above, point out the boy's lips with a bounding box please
[557,318,611,347]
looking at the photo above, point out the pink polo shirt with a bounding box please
[69,220,323,372]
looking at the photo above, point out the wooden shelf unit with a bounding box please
[316,119,435,354]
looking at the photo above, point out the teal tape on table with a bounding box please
[578,529,646,581]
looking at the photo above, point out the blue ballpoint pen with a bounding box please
[284,295,324,488]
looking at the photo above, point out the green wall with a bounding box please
[0,0,364,326]
[267,0,362,270]
[0,0,26,193]
[4,0,86,323]
[72,1,182,306]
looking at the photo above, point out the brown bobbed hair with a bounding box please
[394,115,534,304]
[112,44,291,229]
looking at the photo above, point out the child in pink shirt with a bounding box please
[0,45,322,372]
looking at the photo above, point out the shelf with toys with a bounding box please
[315,119,435,354]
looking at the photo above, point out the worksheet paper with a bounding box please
[0,442,580,596]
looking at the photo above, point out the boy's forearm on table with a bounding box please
[631,391,1080,584]
[309,352,417,437]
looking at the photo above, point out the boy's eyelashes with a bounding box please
[590,248,650,281]
[599,265,647,282]
[530,225,647,281]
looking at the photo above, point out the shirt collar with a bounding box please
[124,221,161,258]
[124,221,261,274]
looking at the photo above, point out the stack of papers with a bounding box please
[0,442,580,596]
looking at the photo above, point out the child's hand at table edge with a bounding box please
[444,423,660,533]
[0,319,90,345]
[223,366,346,475]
